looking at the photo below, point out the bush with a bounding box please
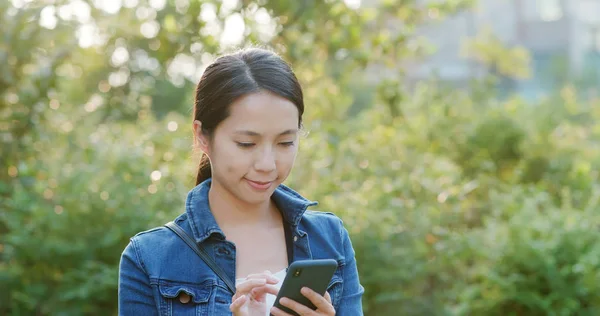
[286,81,600,314]
[2,0,600,315]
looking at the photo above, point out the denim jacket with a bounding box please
[118,179,364,315]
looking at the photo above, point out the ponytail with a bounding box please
[196,153,212,185]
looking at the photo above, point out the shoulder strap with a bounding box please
[283,220,294,265]
[164,221,236,294]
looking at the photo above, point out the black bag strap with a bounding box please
[164,221,237,294]
[283,220,294,265]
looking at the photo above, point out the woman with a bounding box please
[118,48,364,315]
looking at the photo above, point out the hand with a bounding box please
[270,287,335,316]
[230,271,280,316]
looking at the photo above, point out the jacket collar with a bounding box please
[185,178,318,244]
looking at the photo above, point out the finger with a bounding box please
[250,284,280,301]
[278,297,314,315]
[301,287,335,313]
[229,294,248,312]
[245,272,280,284]
[270,306,294,316]
[235,278,267,294]
[324,291,332,304]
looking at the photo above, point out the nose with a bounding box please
[254,146,276,172]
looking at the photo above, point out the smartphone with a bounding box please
[271,259,338,316]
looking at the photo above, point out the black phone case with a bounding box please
[272,259,337,316]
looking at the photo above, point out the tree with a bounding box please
[3,0,600,315]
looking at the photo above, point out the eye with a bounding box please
[236,142,255,148]
[279,141,295,147]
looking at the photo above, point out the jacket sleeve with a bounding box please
[335,220,365,315]
[118,238,158,316]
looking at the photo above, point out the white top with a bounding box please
[235,268,287,316]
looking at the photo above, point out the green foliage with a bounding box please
[2,0,600,315]
[454,188,600,316]
[461,27,532,79]
[288,79,600,315]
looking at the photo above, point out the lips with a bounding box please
[250,180,271,184]
[245,179,274,190]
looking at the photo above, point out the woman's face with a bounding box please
[195,91,300,205]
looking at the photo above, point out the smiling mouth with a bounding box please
[248,180,272,184]
[245,179,275,190]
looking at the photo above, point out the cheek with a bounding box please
[225,164,237,174]
[212,142,247,175]
[277,149,298,168]
[222,153,246,174]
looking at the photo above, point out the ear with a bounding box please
[193,120,211,154]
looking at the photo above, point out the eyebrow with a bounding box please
[234,129,298,137]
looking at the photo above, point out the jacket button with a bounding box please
[293,236,298,242]
[179,292,191,304]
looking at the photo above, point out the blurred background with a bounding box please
[2,0,600,315]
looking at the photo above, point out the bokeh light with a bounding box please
[4,1,600,315]
[167,121,178,132]
[150,170,162,181]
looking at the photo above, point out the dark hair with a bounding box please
[194,48,305,185]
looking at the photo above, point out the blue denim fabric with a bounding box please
[118,179,364,315]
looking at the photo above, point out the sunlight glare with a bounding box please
[190,42,204,54]
[85,94,104,112]
[255,7,271,24]
[11,0,34,9]
[111,47,130,67]
[40,6,58,29]
[175,0,190,13]
[149,0,166,11]
[151,170,162,181]
[58,0,91,23]
[77,23,104,48]
[140,20,160,38]
[344,0,361,10]
[167,53,196,82]
[220,0,239,16]
[199,3,217,22]
[124,0,139,8]
[167,121,178,132]
[136,6,151,20]
[220,13,245,47]
[254,7,276,42]
[108,69,130,87]
[93,0,122,14]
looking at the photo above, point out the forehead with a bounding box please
[220,91,299,133]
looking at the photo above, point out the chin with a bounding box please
[241,184,277,203]
[241,193,271,206]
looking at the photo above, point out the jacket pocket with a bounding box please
[326,267,344,311]
[157,280,214,316]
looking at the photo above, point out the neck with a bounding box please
[207,181,278,229]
